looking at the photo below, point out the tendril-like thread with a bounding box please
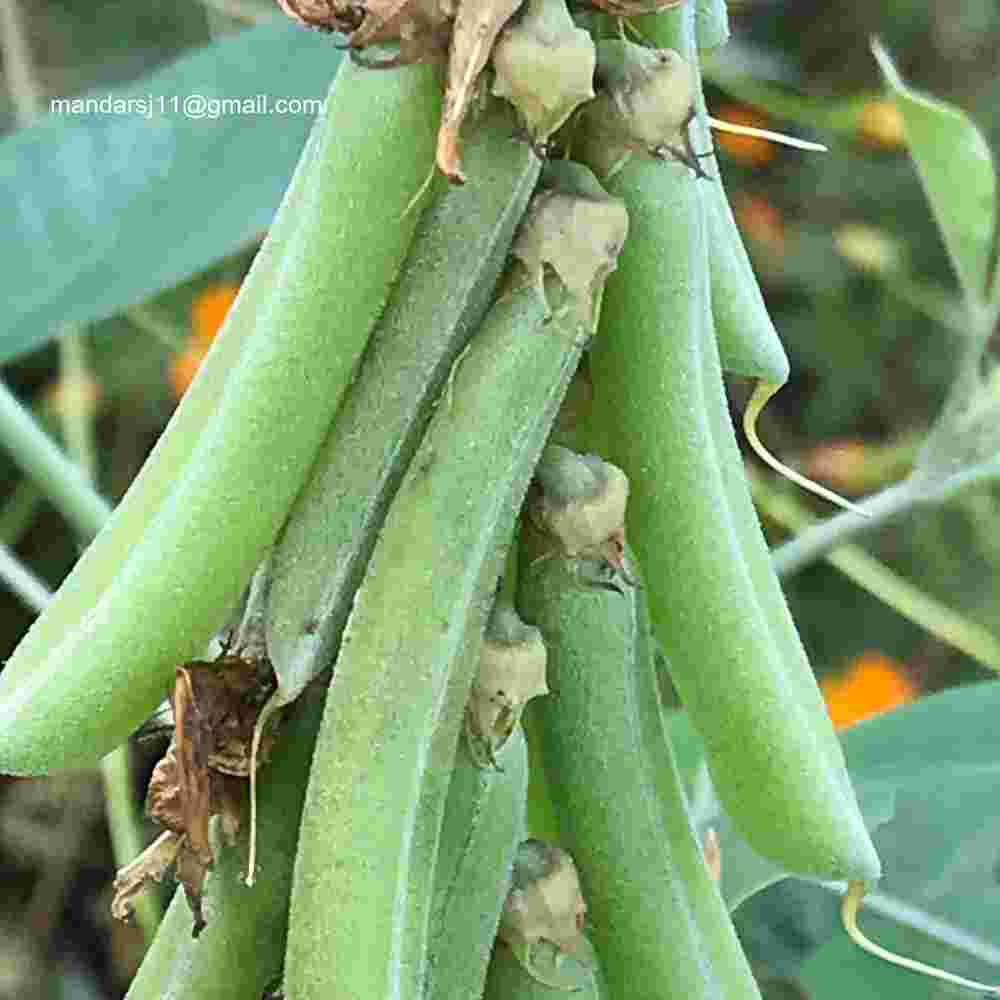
[843,880,1000,994]
[743,381,872,518]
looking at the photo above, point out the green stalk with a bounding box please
[0,60,442,775]
[0,382,111,539]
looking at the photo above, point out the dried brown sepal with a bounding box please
[527,445,630,574]
[111,830,182,926]
[348,0,454,68]
[490,0,595,145]
[577,42,697,179]
[436,0,524,181]
[276,0,360,33]
[465,604,548,767]
[498,840,589,986]
[511,184,628,320]
[588,0,681,13]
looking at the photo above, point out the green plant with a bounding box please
[2,1,1000,998]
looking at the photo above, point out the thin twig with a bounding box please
[750,469,1000,672]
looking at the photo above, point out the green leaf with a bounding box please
[0,20,342,364]
[872,39,997,310]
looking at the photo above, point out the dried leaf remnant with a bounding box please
[112,656,278,937]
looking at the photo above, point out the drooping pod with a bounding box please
[285,181,626,999]
[703,179,790,384]
[517,455,764,1000]
[491,0,596,147]
[424,724,529,999]
[575,16,880,885]
[0,59,442,775]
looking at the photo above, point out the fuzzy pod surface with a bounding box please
[124,683,325,1000]
[586,154,880,883]
[517,542,763,1000]
[425,726,529,1000]
[283,275,590,1000]
[704,178,789,384]
[266,98,540,707]
[0,112,325,722]
[0,60,442,775]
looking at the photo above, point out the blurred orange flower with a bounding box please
[856,99,906,151]
[732,193,785,256]
[168,282,240,399]
[821,652,917,730]
[713,103,777,167]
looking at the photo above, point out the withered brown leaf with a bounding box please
[112,656,277,937]
[436,0,523,182]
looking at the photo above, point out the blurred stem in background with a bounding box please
[750,467,1000,673]
[0,0,160,947]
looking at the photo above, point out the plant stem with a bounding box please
[58,330,98,483]
[751,469,1000,672]
[771,479,919,578]
[126,306,188,352]
[0,382,112,540]
[0,542,51,613]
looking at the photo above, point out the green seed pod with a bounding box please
[527,444,628,564]
[123,683,325,1000]
[585,151,880,884]
[266,98,540,712]
[465,603,548,769]
[576,41,694,178]
[0,59,442,775]
[516,532,764,1000]
[284,265,603,1000]
[491,0,596,144]
[425,725,529,999]
[704,180,789,384]
[512,167,628,319]
[0,106,327,764]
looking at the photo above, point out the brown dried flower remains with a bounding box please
[111,656,278,937]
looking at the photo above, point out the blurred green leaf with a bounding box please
[0,19,342,364]
[872,39,997,310]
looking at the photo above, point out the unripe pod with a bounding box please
[491,0,596,144]
[517,525,764,1000]
[426,726,529,999]
[585,148,880,883]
